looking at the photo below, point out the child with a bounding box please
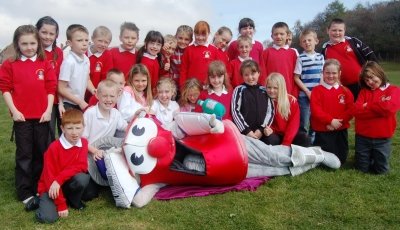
[262,22,298,96]
[231,60,274,144]
[151,77,180,125]
[265,73,311,146]
[159,34,177,78]
[87,68,125,107]
[195,60,233,120]
[354,61,400,174]
[310,59,354,164]
[229,35,253,88]
[211,26,232,66]
[86,26,113,101]
[321,18,378,100]
[110,22,139,79]
[83,79,127,161]
[58,24,96,112]
[0,24,56,211]
[136,30,164,94]
[294,28,324,141]
[171,25,193,87]
[35,109,90,223]
[179,78,202,112]
[118,63,153,122]
[35,16,64,141]
[226,18,264,65]
[180,21,223,87]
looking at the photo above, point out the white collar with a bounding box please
[378,83,390,91]
[238,56,251,62]
[194,42,209,47]
[20,55,37,62]
[88,46,103,58]
[60,133,82,149]
[158,100,174,112]
[272,44,289,50]
[119,45,136,54]
[143,52,157,60]
[44,45,53,52]
[70,51,86,63]
[321,80,340,90]
[208,85,228,96]
[326,37,347,45]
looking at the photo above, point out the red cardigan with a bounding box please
[310,84,354,132]
[354,85,400,138]
[38,138,88,211]
[270,95,300,146]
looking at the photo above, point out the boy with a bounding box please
[229,35,253,88]
[294,29,324,141]
[110,22,139,79]
[58,24,96,112]
[321,18,378,100]
[262,22,298,97]
[86,26,113,101]
[88,68,125,107]
[83,79,127,161]
[231,59,274,145]
[36,109,90,223]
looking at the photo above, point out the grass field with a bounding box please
[0,63,399,229]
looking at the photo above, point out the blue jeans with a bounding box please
[298,96,314,141]
[355,135,392,174]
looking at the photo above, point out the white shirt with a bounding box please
[83,104,127,144]
[59,134,82,149]
[151,99,180,125]
[118,90,144,122]
[321,80,340,90]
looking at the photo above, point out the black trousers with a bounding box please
[14,120,49,201]
[262,131,311,147]
[314,129,349,164]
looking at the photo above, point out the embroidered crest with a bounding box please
[338,94,345,104]
[36,69,44,80]
[345,45,353,52]
[95,62,102,72]
[381,95,391,102]
[204,51,211,59]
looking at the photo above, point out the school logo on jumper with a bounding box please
[36,69,44,80]
[203,51,211,59]
[381,95,391,102]
[338,94,345,104]
[95,61,103,72]
[345,45,353,53]
[49,60,57,69]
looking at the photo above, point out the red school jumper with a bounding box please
[194,89,233,121]
[87,49,113,88]
[140,54,160,92]
[227,40,264,64]
[110,47,137,80]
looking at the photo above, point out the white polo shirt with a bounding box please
[151,99,180,125]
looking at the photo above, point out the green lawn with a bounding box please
[1,62,399,229]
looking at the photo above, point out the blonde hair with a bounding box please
[156,77,177,98]
[179,78,202,107]
[92,25,112,41]
[266,73,291,120]
[97,79,118,95]
[206,60,232,91]
[127,64,153,107]
[164,34,177,46]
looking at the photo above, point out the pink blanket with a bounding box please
[154,177,271,200]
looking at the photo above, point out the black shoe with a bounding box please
[71,201,86,210]
[24,196,39,211]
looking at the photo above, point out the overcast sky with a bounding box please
[0,0,384,48]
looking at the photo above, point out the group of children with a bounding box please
[0,15,399,223]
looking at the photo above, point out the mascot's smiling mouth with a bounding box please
[130,152,144,165]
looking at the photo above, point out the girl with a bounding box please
[179,21,223,87]
[310,59,354,164]
[211,26,232,66]
[118,64,153,122]
[265,73,310,146]
[159,34,177,79]
[229,35,253,88]
[0,25,57,210]
[151,77,180,125]
[226,18,264,65]
[171,25,193,87]
[136,30,164,94]
[179,78,202,112]
[36,16,64,142]
[354,61,400,174]
[195,60,233,120]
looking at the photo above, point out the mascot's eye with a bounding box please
[131,152,144,166]
[132,125,145,136]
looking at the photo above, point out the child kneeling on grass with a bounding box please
[36,109,90,223]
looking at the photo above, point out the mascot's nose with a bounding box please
[148,136,172,158]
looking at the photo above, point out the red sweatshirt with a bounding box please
[0,58,57,119]
[45,47,63,105]
[194,89,233,120]
[354,84,400,138]
[140,54,160,92]
[180,44,222,86]
[38,138,88,211]
[88,49,113,88]
[270,95,300,146]
[227,40,264,64]
[110,47,137,80]
[262,47,298,96]
[310,84,354,132]
[229,57,244,88]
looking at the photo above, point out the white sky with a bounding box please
[0,0,385,49]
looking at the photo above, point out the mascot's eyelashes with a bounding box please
[131,152,144,165]
[132,125,145,136]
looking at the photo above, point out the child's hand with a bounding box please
[58,104,65,118]
[12,110,25,122]
[92,148,104,161]
[263,126,273,136]
[49,181,61,199]
[330,119,343,129]
[79,101,89,111]
[326,124,335,131]
[58,209,69,218]
[164,62,170,71]
[254,129,263,139]
[306,90,311,99]
[247,131,260,139]
[39,110,51,123]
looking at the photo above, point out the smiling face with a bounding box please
[213,31,232,50]
[266,80,279,99]
[363,68,382,90]
[132,73,148,93]
[327,23,345,44]
[146,41,162,56]
[238,40,252,58]
[187,88,200,104]
[323,64,341,86]
[157,84,173,106]
[300,33,318,53]
[91,35,111,54]
[242,67,259,86]
[176,32,192,49]
[18,34,38,58]
[120,29,138,51]
[209,74,224,91]
[240,26,254,38]
[96,85,118,111]
[38,24,57,48]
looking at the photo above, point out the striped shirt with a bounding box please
[294,52,324,97]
